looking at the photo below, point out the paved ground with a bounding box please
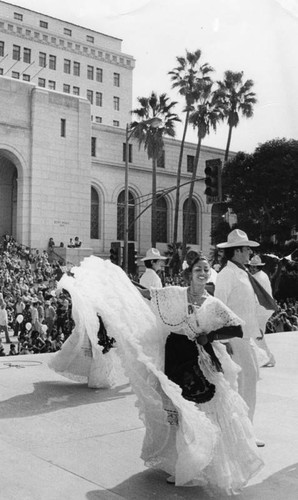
[0,332,298,500]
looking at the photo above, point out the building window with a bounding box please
[64,59,71,74]
[113,73,120,87]
[90,187,100,239]
[12,71,20,79]
[67,42,72,49]
[51,37,56,44]
[73,86,80,95]
[39,52,46,67]
[0,68,3,75]
[156,196,168,243]
[113,120,120,127]
[87,65,94,80]
[61,119,66,137]
[23,47,31,64]
[40,20,48,28]
[38,78,46,87]
[91,137,96,157]
[73,61,80,76]
[113,97,120,111]
[87,35,94,43]
[157,150,165,169]
[14,12,23,21]
[87,90,93,104]
[63,84,70,93]
[187,155,195,173]
[113,96,120,111]
[34,32,40,39]
[183,199,197,244]
[43,35,48,42]
[117,190,135,241]
[25,29,31,36]
[64,28,72,36]
[95,116,102,123]
[123,143,132,163]
[96,67,103,82]
[17,27,22,34]
[75,44,80,51]
[59,39,64,46]
[22,74,30,81]
[8,24,13,31]
[95,92,102,107]
[12,45,21,61]
[48,80,56,90]
[0,41,5,57]
[49,55,56,70]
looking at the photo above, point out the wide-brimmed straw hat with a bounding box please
[249,255,265,266]
[217,229,259,249]
[141,248,167,261]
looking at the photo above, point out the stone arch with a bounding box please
[0,147,26,241]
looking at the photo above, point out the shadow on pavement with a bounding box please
[85,463,298,500]
[0,380,132,419]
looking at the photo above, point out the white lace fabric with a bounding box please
[151,286,244,340]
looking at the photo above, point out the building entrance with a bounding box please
[0,151,18,239]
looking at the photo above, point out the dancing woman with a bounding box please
[49,255,263,495]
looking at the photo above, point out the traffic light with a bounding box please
[110,242,121,265]
[128,242,138,275]
[204,159,222,201]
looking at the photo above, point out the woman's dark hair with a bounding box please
[188,255,209,273]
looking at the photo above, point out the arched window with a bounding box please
[117,190,135,241]
[90,187,100,239]
[183,199,197,244]
[156,196,167,243]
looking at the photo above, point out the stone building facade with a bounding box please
[0,1,226,263]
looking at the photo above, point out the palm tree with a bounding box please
[131,92,180,247]
[169,50,213,248]
[182,81,225,258]
[217,71,257,162]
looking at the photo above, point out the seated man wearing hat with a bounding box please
[139,248,167,290]
[214,229,276,446]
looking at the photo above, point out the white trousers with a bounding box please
[229,337,259,422]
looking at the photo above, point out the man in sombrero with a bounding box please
[214,229,277,447]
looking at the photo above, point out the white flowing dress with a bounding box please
[49,256,263,495]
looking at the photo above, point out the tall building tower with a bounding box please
[0,0,135,127]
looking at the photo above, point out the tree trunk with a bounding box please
[182,135,202,260]
[173,113,189,245]
[151,157,157,247]
[224,125,233,163]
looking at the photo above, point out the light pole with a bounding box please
[123,123,131,274]
[123,117,163,274]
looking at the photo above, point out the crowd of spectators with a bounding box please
[0,234,74,356]
[1,235,297,359]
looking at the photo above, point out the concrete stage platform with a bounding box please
[1,332,298,500]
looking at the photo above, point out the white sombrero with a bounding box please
[217,229,259,249]
[141,248,167,261]
[249,255,265,266]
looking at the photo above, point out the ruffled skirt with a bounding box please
[51,256,263,495]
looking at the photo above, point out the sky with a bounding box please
[7,0,298,154]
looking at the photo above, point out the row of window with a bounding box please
[0,26,131,65]
[91,137,195,171]
[13,11,83,39]
[0,42,121,86]
[91,187,198,244]
[0,68,120,110]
